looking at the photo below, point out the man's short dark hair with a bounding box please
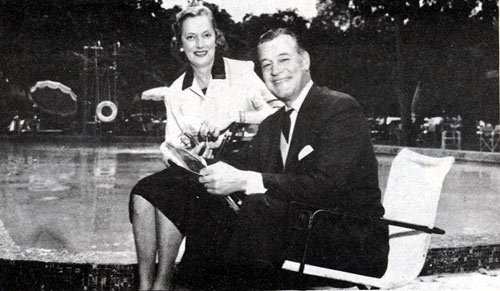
[257,28,307,54]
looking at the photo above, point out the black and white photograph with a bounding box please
[0,0,499,290]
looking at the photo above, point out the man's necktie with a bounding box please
[281,109,293,143]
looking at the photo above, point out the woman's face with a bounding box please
[181,15,216,69]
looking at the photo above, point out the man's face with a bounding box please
[258,34,310,105]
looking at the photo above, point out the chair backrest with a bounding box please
[380,148,454,288]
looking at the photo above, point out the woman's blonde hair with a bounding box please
[170,4,227,62]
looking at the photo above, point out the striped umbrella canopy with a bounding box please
[29,80,77,116]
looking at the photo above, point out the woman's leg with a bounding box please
[131,194,157,290]
[130,166,191,289]
[152,208,183,290]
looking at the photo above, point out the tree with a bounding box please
[0,0,174,121]
[310,0,498,145]
[239,9,310,62]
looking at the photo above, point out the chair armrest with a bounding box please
[290,201,445,235]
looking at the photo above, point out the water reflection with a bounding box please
[91,152,117,234]
[0,145,499,253]
[0,144,163,252]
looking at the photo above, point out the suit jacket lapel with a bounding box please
[284,86,322,171]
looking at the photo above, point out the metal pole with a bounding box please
[82,46,89,135]
[88,41,103,135]
[94,41,101,109]
[113,42,119,104]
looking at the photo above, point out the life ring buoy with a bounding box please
[96,101,118,122]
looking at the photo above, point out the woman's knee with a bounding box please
[130,194,154,222]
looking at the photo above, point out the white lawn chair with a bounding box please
[282,148,455,289]
[477,121,500,152]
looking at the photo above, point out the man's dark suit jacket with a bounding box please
[177,85,389,288]
[234,84,389,278]
[243,85,383,215]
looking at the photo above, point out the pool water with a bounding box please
[0,142,499,262]
[377,155,500,247]
[0,143,162,255]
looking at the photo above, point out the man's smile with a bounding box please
[272,77,290,84]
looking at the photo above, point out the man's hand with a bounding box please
[199,162,247,195]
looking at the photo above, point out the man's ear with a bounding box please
[300,50,311,71]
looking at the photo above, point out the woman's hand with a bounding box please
[214,116,236,133]
[198,116,234,142]
[198,121,221,141]
[190,142,212,160]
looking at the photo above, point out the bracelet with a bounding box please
[239,111,246,123]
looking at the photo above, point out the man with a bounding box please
[197,28,389,287]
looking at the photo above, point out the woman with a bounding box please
[129,5,279,290]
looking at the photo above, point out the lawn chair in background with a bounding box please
[441,116,462,150]
[477,121,500,152]
[282,148,455,289]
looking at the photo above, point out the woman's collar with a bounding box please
[181,55,226,90]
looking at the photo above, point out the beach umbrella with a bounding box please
[141,87,169,101]
[29,80,77,116]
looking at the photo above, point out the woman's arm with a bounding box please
[234,72,282,125]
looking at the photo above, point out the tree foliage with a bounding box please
[0,0,497,142]
[309,0,498,143]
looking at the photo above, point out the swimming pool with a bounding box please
[0,141,499,264]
